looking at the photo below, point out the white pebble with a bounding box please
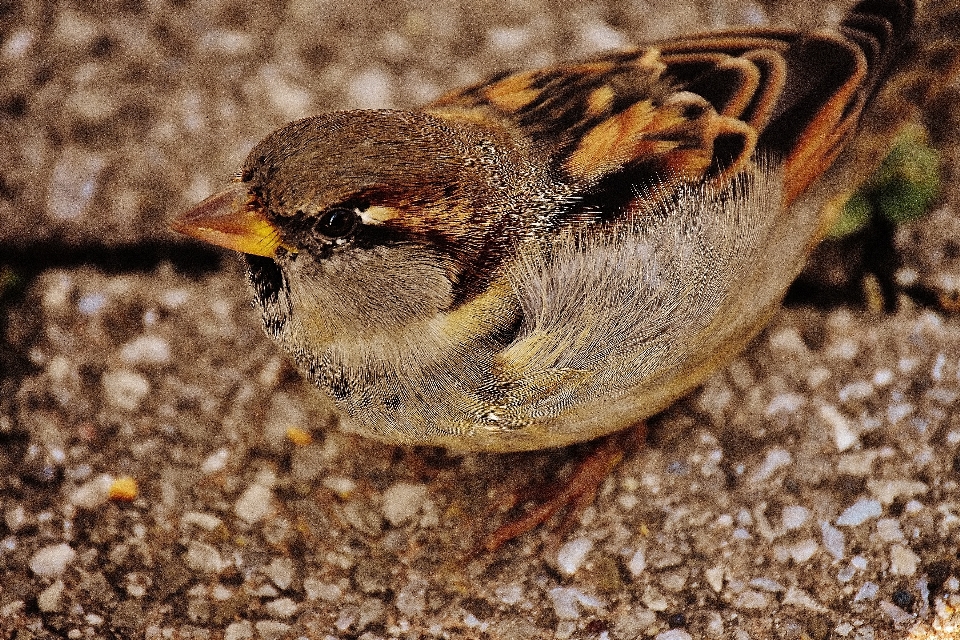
[876,518,905,542]
[101,369,150,411]
[119,335,171,365]
[29,543,76,577]
[69,474,113,509]
[486,26,533,53]
[836,499,882,526]
[783,586,828,612]
[547,587,604,620]
[322,476,357,498]
[264,557,295,590]
[185,541,225,573]
[820,522,846,560]
[254,621,291,640]
[887,402,915,424]
[381,482,428,527]
[224,621,253,640]
[264,597,298,619]
[837,450,881,476]
[37,580,64,612]
[873,368,894,386]
[806,366,831,388]
[303,578,342,602]
[556,538,593,576]
[578,17,629,53]
[751,448,792,482]
[764,393,805,417]
[234,483,274,524]
[880,600,914,624]
[890,544,920,576]
[200,448,229,474]
[819,405,859,452]
[768,327,807,352]
[628,548,646,578]
[655,631,692,640]
[4,506,27,532]
[704,566,724,592]
[734,590,770,609]
[854,582,879,602]
[182,512,223,531]
[785,539,819,563]
[781,505,811,531]
[838,381,873,402]
[348,67,395,110]
[750,577,785,592]
[867,479,927,506]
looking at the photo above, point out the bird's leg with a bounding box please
[482,423,646,553]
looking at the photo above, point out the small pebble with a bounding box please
[264,557,295,590]
[119,335,171,365]
[820,405,859,452]
[655,630,692,640]
[751,448,792,482]
[836,499,882,526]
[749,577,785,593]
[556,537,592,576]
[880,600,914,624]
[548,587,604,620]
[781,505,811,531]
[101,369,151,411]
[876,518,905,542]
[304,578,343,602]
[854,582,879,602]
[782,586,828,612]
[37,580,65,612]
[224,621,253,640]
[397,579,428,614]
[69,474,113,509]
[734,590,770,609]
[381,482,428,527]
[704,566,724,592]
[890,544,920,576]
[182,512,223,531]
[254,621,291,640]
[627,548,646,578]
[234,482,274,524]
[4,506,27,533]
[29,543,76,577]
[185,541,225,573]
[867,479,927,506]
[265,597,298,619]
[201,448,230,474]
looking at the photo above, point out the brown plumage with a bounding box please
[172,0,915,453]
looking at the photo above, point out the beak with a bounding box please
[170,183,288,258]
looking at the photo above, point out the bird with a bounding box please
[173,0,916,546]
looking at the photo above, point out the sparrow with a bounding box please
[173,0,915,456]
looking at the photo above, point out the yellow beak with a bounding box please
[170,183,287,258]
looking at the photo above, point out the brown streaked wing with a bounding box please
[428,0,914,210]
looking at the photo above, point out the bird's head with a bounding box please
[172,110,547,360]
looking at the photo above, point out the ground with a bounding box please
[2,1,960,639]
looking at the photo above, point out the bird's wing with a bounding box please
[430,0,914,211]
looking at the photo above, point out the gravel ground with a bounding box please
[2,1,960,639]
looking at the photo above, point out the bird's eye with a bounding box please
[313,207,359,239]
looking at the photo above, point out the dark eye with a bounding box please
[314,207,359,239]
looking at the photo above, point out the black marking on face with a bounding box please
[245,254,290,336]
